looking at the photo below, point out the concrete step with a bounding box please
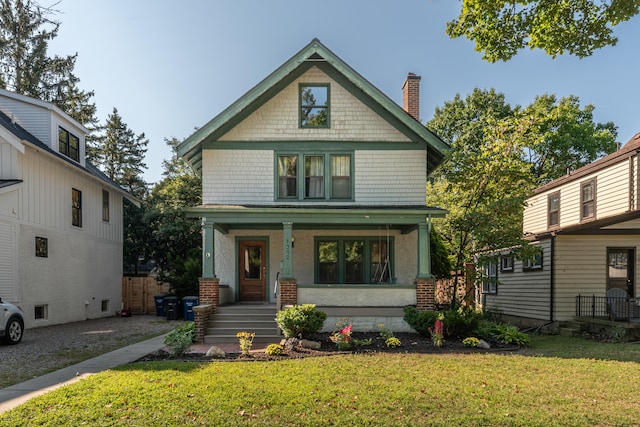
[558,326,580,337]
[204,303,280,345]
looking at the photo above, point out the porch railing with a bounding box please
[576,294,640,321]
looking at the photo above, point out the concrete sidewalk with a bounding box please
[0,334,169,414]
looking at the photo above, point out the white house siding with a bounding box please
[201,150,273,205]
[355,150,426,205]
[0,141,19,179]
[213,228,418,303]
[220,67,410,143]
[554,234,640,321]
[483,240,552,323]
[4,146,124,327]
[524,160,632,235]
[0,220,17,301]
[0,97,52,147]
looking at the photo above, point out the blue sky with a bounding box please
[48,0,640,184]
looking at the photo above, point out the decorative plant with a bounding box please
[275,304,327,338]
[491,324,530,346]
[462,337,480,348]
[265,344,284,356]
[378,323,395,340]
[330,321,353,350]
[428,316,445,348]
[236,331,256,355]
[163,322,195,356]
[385,337,402,348]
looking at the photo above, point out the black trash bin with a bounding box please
[154,294,167,317]
[164,296,181,320]
[182,296,199,321]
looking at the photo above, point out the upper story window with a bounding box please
[72,188,82,227]
[581,179,596,220]
[300,84,329,128]
[277,152,352,201]
[548,191,560,228]
[102,189,110,222]
[59,127,80,162]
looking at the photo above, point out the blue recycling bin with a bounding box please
[182,296,199,321]
[154,294,167,317]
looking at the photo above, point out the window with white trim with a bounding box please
[481,260,497,294]
[523,250,543,271]
[581,179,596,220]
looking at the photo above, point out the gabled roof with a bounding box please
[533,132,640,195]
[0,109,137,205]
[177,38,449,175]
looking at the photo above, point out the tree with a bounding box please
[145,138,202,297]
[0,0,97,126]
[91,108,148,198]
[523,94,617,184]
[447,0,640,62]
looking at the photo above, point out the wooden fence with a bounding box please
[122,276,170,314]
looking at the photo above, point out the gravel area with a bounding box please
[0,315,178,388]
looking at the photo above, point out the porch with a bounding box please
[572,294,640,341]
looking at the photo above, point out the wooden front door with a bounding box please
[239,240,267,301]
[607,248,635,297]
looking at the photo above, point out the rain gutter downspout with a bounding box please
[550,234,556,322]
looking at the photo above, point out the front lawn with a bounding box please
[2,335,640,426]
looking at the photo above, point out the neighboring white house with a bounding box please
[0,89,135,328]
[177,39,450,335]
[481,133,640,326]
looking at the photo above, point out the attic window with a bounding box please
[300,84,329,128]
[59,126,79,162]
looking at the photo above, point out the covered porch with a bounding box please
[186,204,446,342]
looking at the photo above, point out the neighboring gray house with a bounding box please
[177,39,449,336]
[0,89,135,328]
[482,133,640,326]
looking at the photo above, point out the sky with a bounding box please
[47,0,640,185]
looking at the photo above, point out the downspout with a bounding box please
[550,234,555,322]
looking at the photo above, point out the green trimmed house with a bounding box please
[177,39,449,341]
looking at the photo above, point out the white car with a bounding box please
[0,298,24,345]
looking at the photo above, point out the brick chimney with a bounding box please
[402,72,421,122]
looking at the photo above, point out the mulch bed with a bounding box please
[135,332,522,363]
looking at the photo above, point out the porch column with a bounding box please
[417,220,432,278]
[202,218,215,278]
[282,222,294,278]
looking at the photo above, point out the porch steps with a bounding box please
[204,304,281,344]
[558,321,586,337]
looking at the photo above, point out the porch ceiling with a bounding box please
[184,204,446,234]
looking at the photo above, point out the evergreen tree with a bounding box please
[0,0,97,127]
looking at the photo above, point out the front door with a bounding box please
[607,248,635,297]
[239,240,267,301]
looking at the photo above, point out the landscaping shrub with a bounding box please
[164,322,195,356]
[265,344,284,356]
[441,307,482,339]
[492,323,531,346]
[403,306,439,336]
[275,304,327,338]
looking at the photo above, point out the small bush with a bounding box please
[492,324,530,346]
[276,304,327,339]
[164,322,195,356]
[462,337,480,348]
[385,337,402,348]
[403,306,439,336]
[441,308,482,339]
[265,344,284,356]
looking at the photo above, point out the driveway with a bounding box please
[0,315,178,388]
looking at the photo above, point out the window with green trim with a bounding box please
[316,237,393,284]
[277,153,352,201]
[300,84,329,128]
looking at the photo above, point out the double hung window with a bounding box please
[581,179,596,220]
[547,191,560,228]
[72,188,82,227]
[316,237,393,284]
[277,153,352,201]
[482,260,497,294]
[300,84,329,128]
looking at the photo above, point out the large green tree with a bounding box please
[145,138,202,297]
[426,88,617,305]
[447,0,640,62]
[0,0,97,126]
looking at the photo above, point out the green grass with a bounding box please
[3,334,640,426]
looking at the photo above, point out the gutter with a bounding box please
[550,234,555,322]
